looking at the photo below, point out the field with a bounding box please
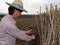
[16,4,60,45]
[13,15,37,45]
[0,4,60,45]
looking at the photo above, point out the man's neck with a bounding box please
[11,14,16,19]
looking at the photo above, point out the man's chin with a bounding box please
[17,17,20,19]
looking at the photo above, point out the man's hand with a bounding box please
[26,29,34,36]
[26,30,35,40]
[31,35,35,40]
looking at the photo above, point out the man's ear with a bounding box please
[14,9,16,12]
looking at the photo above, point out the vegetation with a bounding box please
[35,4,60,45]
[0,4,60,45]
[16,4,60,45]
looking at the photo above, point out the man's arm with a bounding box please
[5,24,33,41]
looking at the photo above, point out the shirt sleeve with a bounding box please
[4,23,32,41]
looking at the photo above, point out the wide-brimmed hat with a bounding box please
[6,0,27,12]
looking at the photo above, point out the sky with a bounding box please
[0,0,60,14]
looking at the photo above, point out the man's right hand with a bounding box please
[31,35,35,40]
[25,30,35,40]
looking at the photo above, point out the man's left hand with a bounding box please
[26,29,34,36]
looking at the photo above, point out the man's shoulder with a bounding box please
[1,15,9,22]
[1,15,13,25]
[1,14,16,26]
[2,14,9,20]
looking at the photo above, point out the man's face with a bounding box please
[13,9,22,19]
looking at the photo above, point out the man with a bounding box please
[0,0,35,45]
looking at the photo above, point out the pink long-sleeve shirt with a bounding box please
[0,14,32,45]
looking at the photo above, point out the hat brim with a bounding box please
[6,2,27,12]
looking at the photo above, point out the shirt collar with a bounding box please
[7,14,16,24]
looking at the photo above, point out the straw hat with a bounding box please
[6,0,27,12]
